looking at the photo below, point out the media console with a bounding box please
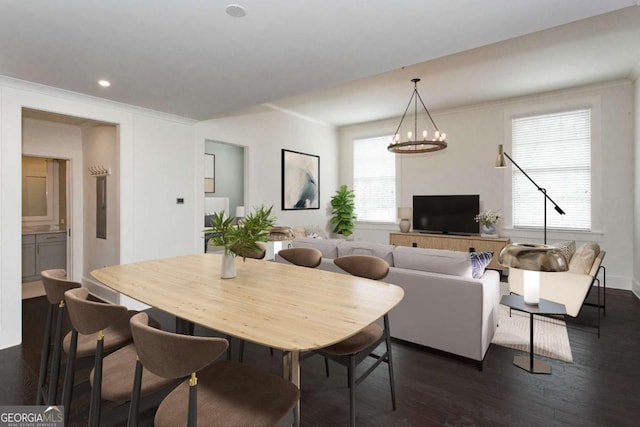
[389,232,510,271]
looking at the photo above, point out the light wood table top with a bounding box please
[91,253,405,352]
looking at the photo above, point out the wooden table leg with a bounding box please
[283,351,300,427]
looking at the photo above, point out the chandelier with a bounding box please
[387,78,447,154]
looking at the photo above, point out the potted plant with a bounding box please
[474,209,502,236]
[330,185,356,238]
[204,204,276,278]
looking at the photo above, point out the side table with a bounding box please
[500,294,567,374]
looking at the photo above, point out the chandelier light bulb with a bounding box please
[423,130,427,140]
[407,131,412,141]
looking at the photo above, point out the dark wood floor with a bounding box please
[3,286,640,426]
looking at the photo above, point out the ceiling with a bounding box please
[2,1,639,126]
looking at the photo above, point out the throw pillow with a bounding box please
[569,242,600,274]
[470,251,493,279]
[553,240,576,265]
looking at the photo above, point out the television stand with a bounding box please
[389,232,510,271]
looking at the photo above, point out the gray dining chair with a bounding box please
[317,254,397,427]
[129,312,299,427]
[63,288,173,427]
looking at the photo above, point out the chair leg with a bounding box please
[226,335,232,360]
[324,357,330,378]
[601,265,606,317]
[48,302,65,404]
[239,339,245,363]
[62,330,78,426]
[348,355,356,427]
[188,374,198,427]
[596,278,601,339]
[384,314,397,410]
[127,359,143,427]
[36,304,54,405]
[88,336,104,427]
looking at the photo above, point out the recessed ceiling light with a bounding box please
[225,4,246,18]
[98,79,111,87]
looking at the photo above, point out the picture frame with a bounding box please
[281,149,320,210]
[204,153,215,193]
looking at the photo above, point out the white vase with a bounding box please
[221,252,237,279]
[481,223,496,235]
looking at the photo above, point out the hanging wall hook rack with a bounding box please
[88,165,111,177]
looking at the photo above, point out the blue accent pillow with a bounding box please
[470,251,493,279]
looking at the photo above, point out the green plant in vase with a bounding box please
[204,205,276,277]
[205,205,276,258]
[330,185,356,238]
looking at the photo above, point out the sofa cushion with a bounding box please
[291,237,342,259]
[554,240,576,264]
[470,251,493,279]
[337,242,394,266]
[393,246,473,278]
[569,242,600,274]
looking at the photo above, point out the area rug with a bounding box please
[492,284,573,362]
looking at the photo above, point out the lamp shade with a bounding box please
[397,207,412,219]
[498,243,568,272]
[495,144,507,168]
[235,206,245,218]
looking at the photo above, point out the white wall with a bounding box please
[82,126,119,275]
[340,80,636,291]
[195,105,339,237]
[0,77,197,349]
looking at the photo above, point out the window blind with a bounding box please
[353,136,396,222]
[511,108,591,231]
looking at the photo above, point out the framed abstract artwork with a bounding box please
[281,149,320,210]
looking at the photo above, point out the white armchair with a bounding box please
[509,244,605,336]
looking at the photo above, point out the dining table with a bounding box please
[91,253,404,424]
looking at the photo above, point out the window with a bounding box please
[353,135,396,222]
[511,108,591,231]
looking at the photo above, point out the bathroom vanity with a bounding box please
[22,228,66,282]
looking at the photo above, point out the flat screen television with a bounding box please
[412,195,479,235]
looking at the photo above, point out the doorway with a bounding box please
[21,108,119,298]
[204,140,246,250]
[21,156,70,299]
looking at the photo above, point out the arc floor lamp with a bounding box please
[495,144,565,244]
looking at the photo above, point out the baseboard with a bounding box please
[597,274,632,291]
[632,278,640,300]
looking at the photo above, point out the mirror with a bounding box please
[22,156,53,220]
[23,176,48,216]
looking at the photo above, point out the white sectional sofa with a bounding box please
[275,237,501,368]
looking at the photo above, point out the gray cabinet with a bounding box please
[22,232,66,282]
[22,234,36,279]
